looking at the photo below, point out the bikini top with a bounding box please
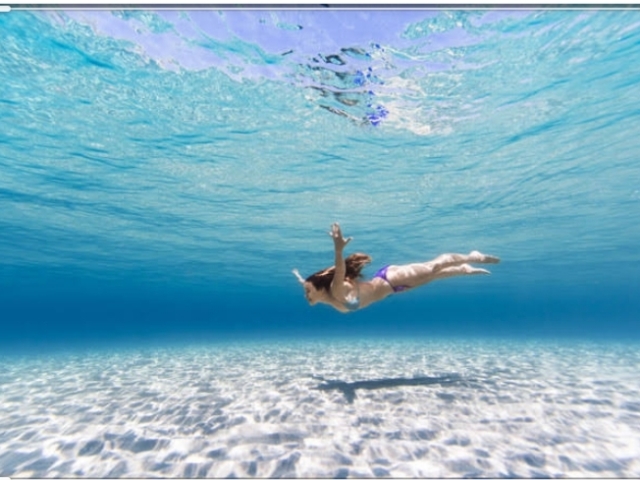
[341,282,360,312]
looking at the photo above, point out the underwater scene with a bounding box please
[1,6,639,478]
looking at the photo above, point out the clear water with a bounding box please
[2,8,639,347]
[2,7,640,477]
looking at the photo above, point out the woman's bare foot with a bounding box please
[469,251,500,264]
[462,264,491,275]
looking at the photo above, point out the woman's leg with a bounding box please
[386,251,499,289]
[433,264,490,280]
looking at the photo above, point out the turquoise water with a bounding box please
[2,8,640,477]
[2,8,640,342]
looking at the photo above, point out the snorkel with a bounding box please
[292,269,305,285]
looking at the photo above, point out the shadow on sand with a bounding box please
[312,374,467,403]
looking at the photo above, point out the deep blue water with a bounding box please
[1,7,640,352]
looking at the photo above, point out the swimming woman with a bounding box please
[292,223,500,313]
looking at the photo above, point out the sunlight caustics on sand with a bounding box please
[1,338,639,478]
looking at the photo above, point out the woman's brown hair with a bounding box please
[305,253,372,292]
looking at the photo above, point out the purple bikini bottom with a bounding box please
[373,265,411,293]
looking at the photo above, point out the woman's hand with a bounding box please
[329,222,352,251]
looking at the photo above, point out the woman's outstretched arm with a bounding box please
[329,223,351,298]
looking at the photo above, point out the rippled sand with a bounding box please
[1,337,639,478]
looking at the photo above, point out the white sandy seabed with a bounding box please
[0,337,639,478]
